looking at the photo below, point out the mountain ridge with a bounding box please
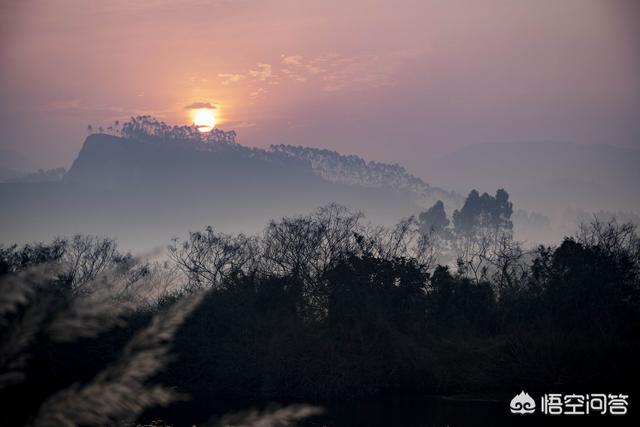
[65,131,461,210]
[1,126,458,249]
[423,140,640,215]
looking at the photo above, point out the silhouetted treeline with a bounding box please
[1,198,639,426]
[89,115,238,145]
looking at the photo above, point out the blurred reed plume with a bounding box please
[211,404,323,427]
[0,266,57,389]
[30,292,205,427]
[0,247,203,427]
[0,240,321,427]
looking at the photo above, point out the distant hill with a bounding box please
[422,141,640,216]
[63,133,459,206]
[0,167,23,182]
[271,145,460,210]
[5,168,66,183]
[1,120,459,249]
[0,148,39,182]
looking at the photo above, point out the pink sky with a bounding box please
[1,0,638,175]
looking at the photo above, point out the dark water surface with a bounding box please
[298,395,637,427]
[157,394,636,427]
[301,396,510,427]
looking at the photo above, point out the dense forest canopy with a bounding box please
[1,194,639,426]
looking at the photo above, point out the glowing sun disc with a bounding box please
[193,108,216,132]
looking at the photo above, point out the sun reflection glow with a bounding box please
[193,108,216,132]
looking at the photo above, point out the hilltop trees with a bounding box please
[86,116,237,145]
[270,144,459,208]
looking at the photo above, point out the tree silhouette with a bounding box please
[453,189,513,235]
[1,209,639,425]
[418,200,450,236]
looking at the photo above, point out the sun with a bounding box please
[193,108,216,132]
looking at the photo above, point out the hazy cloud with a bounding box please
[248,64,274,81]
[249,88,267,98]
[220,64,276,85]
[218,73,246,85]
[219,53,405,98]
[280,53,399,91]
[184,102,216,110]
